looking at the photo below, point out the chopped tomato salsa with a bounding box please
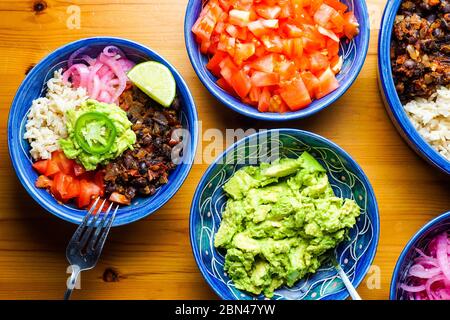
[192,0,359,113]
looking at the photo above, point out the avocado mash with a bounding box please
[214,152,361,297]
[59,99,136,170]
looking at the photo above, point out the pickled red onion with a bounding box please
[400,232,450,300]
[62,45,135,104]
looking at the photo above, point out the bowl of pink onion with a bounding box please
[390,211,450,300]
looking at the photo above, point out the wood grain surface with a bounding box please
[0,0,448,300]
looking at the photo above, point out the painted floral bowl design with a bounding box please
[190,129,379,300]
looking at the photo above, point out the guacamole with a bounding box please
[59,100,136,170]
[214,152,361,297]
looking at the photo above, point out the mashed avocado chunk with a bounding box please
[215,152,361,297]
[59,100,136,170]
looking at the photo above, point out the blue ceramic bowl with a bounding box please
[390,211,450,300]
[379,0,450,175]
[190,129,379,300]
[184,0,370,121]
[8,37,198,226]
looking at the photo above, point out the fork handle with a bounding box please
[64,265,81,300]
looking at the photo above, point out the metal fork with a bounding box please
[64,198,118,300]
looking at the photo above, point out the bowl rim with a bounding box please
[189,128,380,300]
[378,0,450,175]
[184,0,371,121]
[389,211,450,300]
[7,36,199,227]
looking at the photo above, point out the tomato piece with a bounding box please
[260,34,283,53]
[330,55,343,73]
[233,43,256,65]
[229,9,251,27]
[51,173,78,201]
[76,179,102,208]
[52,150,74,175]
[261,19,279,29]
[309,52,330,74]
[249,86,261,103]
[330,11,345,33]
[207,50,228,76]
[32,160,48,175]
[251,71,280,87]
[247,20,269,37]
[301,71,320,98]
[314,4,336,27]
[192,14,216,42]
[279,1,293,18]
[249,54,275,73]
[35,175,52,189]
[316,67,340,99]
[45,159,60,177]
[216,77,237,96]
[279,78,312,110]
[219,56,239,84]
[283,24,302,38]
[343,11,359,39]
[230,70,252,99]
[324,0,348,12]
[268,94,283,112]
[327,38,340,57]
[109,192,131,205]
[277,60,297,81]
[317,26,340,42]
[258,87,271,112]
[256,5,281,19]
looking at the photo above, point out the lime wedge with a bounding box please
[127,61,176,107]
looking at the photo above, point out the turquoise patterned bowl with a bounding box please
[190,129,379,300]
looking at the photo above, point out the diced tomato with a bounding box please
[109,192,131,205]
[316,67,340,99]
[260,34,283,53]
[283,24,302,38]
[277,60,297,81]
[343,12,359,39]
[233,43,256,65]
[45,159,60,177]
[247,20,268,37]
[216,77,236,96]
[77,179,102,208]
[207,50,229,76]
[192,14,216,42]
[229,9,251,27]
[51,173,79,201]
[301,71,320,98]
[256,5,281,19]
[258,87,271,112]
[52,150,74,175]
[32,160,48,175]
[249,86,261,103]
[279,78,312,110]
[251,71,280,87]
[325,0,348,12]
[309,52,329,74]
[73,163,86,177]
[249,54,275,73]
[193,0,358,113]
[35,175,52,189]
[261,19,279,29]
[230,70,252,98]
[314,4,336,27]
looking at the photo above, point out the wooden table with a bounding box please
[0,0,448,300]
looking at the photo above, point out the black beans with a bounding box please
[139,161,147,175]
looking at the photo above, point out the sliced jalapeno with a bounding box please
[74,112,117,155]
